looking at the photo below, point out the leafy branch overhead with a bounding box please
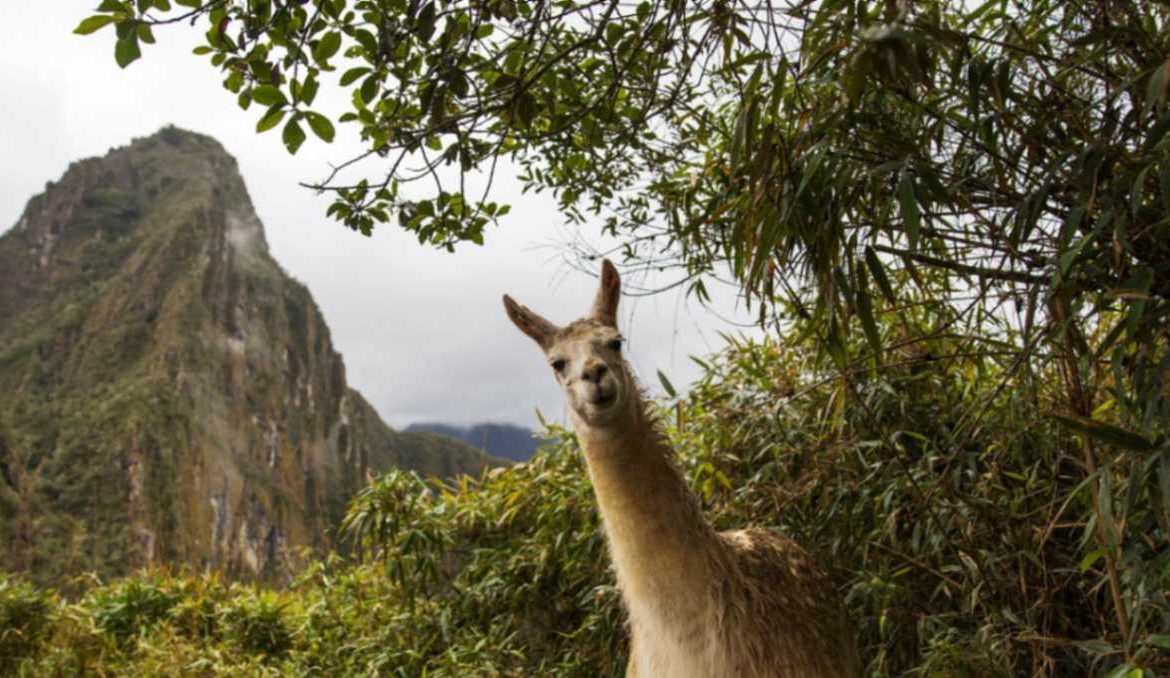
[74,1,1170,306]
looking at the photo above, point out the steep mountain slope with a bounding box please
[405,422,544,462]
[0,127,492,585]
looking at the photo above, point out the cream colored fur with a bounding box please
[503,260,861,678]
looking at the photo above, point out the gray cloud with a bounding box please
[0,2,761,430]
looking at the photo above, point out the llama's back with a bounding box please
[715,527,862,678]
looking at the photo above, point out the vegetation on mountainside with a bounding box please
[4,301,1169,675]
[0,131,495,587]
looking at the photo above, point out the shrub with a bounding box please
[168,574,230,642]
[85,574,183,648]
[0,574,55,672]
[218,590,292,658]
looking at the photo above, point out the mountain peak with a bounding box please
[12,125,265,277]
[0,131,493,585]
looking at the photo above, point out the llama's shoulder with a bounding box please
[719,528,825,584]
[717,527,863,677]
[718,527,839,616]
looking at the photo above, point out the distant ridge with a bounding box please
[405,422,546,462]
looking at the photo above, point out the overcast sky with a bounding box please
[0,3,760,429]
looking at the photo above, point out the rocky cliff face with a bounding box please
[0,127,492,585]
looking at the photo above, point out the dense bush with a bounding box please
[680,335,1170,675]
[0,575,55,672]
[87,574,184,647]
[2,314,1168,675]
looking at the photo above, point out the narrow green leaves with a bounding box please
[824,316,848,371]
[656,370,677,398]
[1079,548,1106,574]
[1144,58,1170,118]
[855,261,881,357]
[897,170,921,251]
[1050,413,1153,451]
[864,247,897,305]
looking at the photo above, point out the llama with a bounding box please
[503,260,861,677]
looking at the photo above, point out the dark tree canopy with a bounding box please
[77,0,1170,672]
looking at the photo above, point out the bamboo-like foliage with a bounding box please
[4,300,1167,674]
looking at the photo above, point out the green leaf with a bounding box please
[855,263,881,357]
[656,370,677,398]
[251,85,286,107]
[1078,548,1105,573]
[351,28,378,55]
[1049,413,1153,451]
[841,51,871,103]
[865,246,896,305]
[283,118,307,154]
[897,171,921,251]
[824,317,848,371]
[1104,665,1142,678]
[730,103,749,169]
[1059,233,1092,277]
[74,15,117,35]
[1144,58,1170,117]
[416,2,437,41]
[300,77,319,106]
[340,67,370,87]
[314,31,342,63]
[359,76,379,105]
[1130,165,1151,218]
[305,112,336,143]
[114,33,141,68]
[256,105,287,133]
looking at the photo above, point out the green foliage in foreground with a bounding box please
[3,324,1169,676]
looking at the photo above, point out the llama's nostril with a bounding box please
[582,363,607,383]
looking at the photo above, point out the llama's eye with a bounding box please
[550,359,566,372]
[607,338,622,352]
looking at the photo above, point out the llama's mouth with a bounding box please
[586,385,617,408]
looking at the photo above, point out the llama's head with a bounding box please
[504,259,633,429]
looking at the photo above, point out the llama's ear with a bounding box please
[591,259,621,327]
[503,295,558,350]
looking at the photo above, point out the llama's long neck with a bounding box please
[575,395,724,634]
